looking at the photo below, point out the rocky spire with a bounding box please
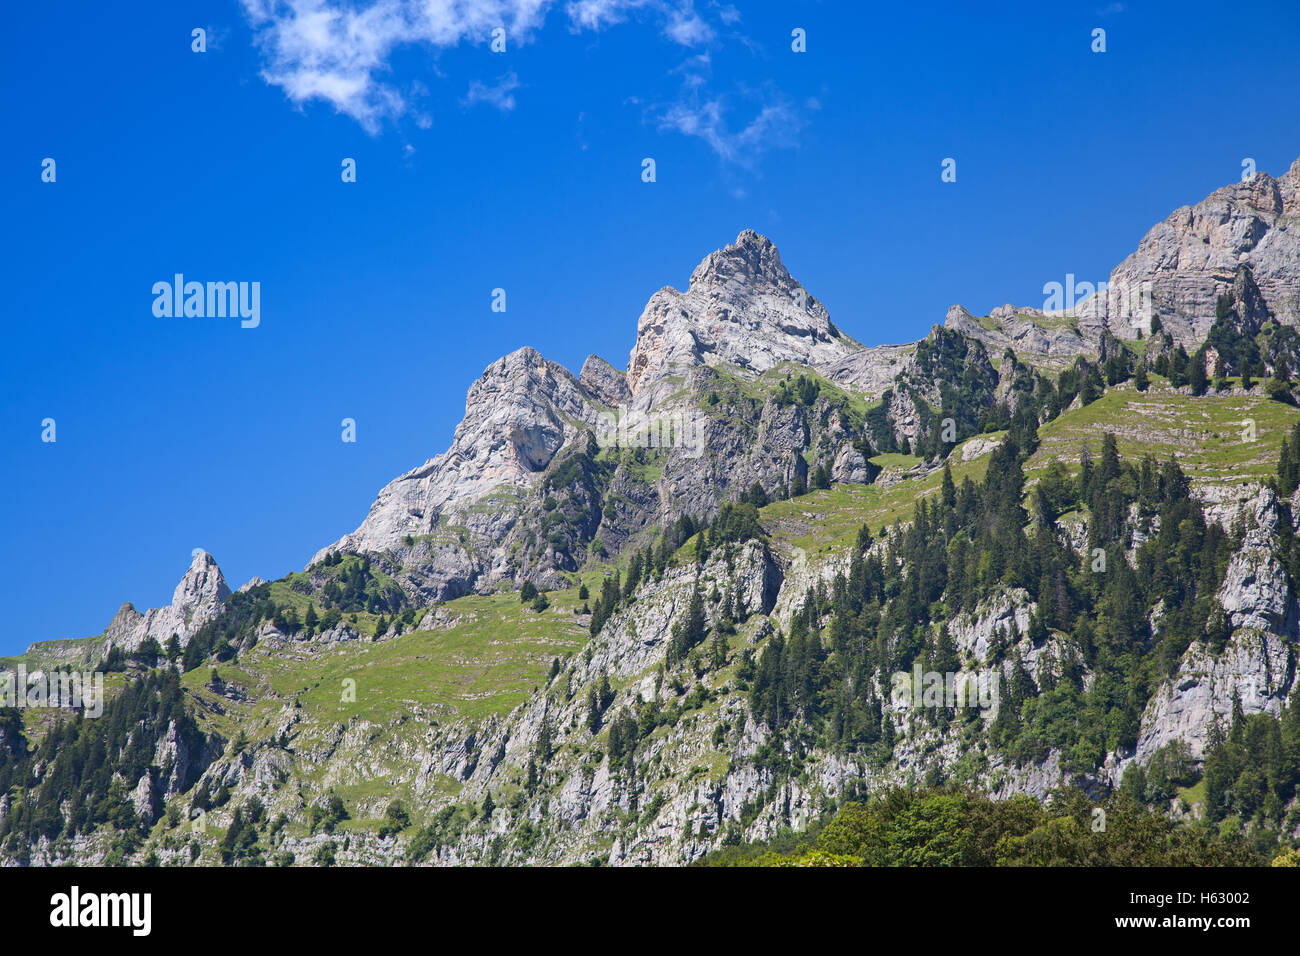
[171,550,231,612]
[687,229,799,294]
[98,550,231,653]
[626,230,857,399]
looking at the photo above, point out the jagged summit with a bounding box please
[108,549,230,653]
[687,229,797,294]
[627,230,857,398]
[171,550,230,614]
[311,230,860,591]
[25,550,231,658]
[311,345,604,579]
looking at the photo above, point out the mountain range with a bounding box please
[4,157,1300,867]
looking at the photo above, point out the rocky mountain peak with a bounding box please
[90,551,232,653]
[579,354,630,408]
[173,550,231,610]
[311,344,605,582]
[627,230,857,399]
[687,229,794,294]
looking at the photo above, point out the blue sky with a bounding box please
[3,0,1299,655]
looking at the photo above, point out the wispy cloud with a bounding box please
[711,3,740,27]
[658,95,803,166]
[241,0,552,130]
[663,1,713,47]
[240,0,803,170]
[463,72,522,111]
[564,0,653,31]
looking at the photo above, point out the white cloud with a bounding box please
[241,0,555,129]
[659,95,802,166]
[669,51,710,89]
[564,0,708,43]
[240,0,800,173]
[663,2,713,46]
[712,4,740,26]
[564,0,652,30]
[463,72,522,111]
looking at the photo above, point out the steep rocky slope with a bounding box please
[1105,157,1300,347]
[18,550,230,663]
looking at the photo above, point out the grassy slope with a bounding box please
[1027,377,1300,485]
[760,434,998,557]
[183,589,591,740]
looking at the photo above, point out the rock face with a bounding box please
[817,342,916,399]
[311,231,878,600]
[1126,488,1299,770]
[1131,632,1293,766]
[1217,489,1296,636]
[1104,157,1300,348]
[943,304,1097,365]
[105,551,231,653]
[625,230,859,404]
[312,346,608,598]
[103,602,144,645]
[578,354,630,408]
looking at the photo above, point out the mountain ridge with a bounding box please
[28,157,1300,656]
[8,158,1300,869]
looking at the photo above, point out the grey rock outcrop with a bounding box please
[626,230,859,404]
[579,354,630,408]
[1131,631,1292,767]
[1126,487,1299,773]
[100,550,231,653]
[104,602,144,644]
[818,342,916,399]
[313,346,608,597]
[944,304,1097,364]
[1104,157,1300,348]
